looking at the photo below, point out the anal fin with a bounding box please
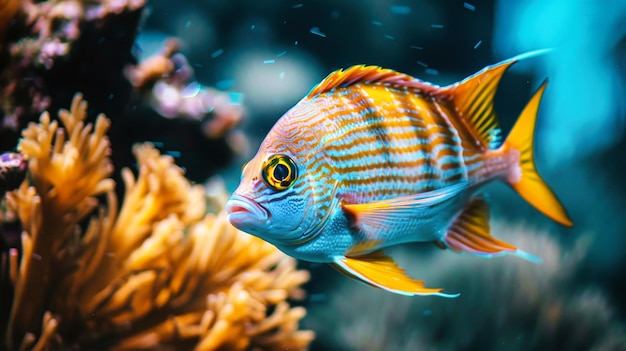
[443,197,541,263]
[332,250,459,297]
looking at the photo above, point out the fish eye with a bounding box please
[262,154,298,191]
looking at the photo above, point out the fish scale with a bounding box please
[227,50,573,297]
[309,83,476,199]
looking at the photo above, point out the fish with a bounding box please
[226,49,573,297]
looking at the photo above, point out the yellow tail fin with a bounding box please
[503,80,573,227]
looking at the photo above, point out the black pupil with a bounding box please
[273,163,290,181]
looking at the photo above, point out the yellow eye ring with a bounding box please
[262,154,298,191]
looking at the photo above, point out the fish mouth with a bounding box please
[226,194,269,229]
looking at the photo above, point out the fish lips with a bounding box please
[226,194,270,230]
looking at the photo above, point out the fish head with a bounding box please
[226,106,333,248]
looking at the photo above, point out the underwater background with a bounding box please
[0,0,625,350]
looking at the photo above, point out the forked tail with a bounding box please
[438,50,571,263]
[501,81,573,227]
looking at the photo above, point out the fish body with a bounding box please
[227,50,573,297]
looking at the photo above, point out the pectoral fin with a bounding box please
[331,250,459,297]
[443,197,541,262]
[341,181,467,235]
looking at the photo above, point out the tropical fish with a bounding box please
[226,50,573,297]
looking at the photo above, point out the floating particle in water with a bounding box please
[371,20,383,26]
[263,59,275,64]
[423,309,432,316]
[193,63,204,68]
[416,60,428,67]
[181,82,202,98]
[165,150,181,158]
[390,5,411,14]
[251,25,256,30]
[292,3,303,8]
[216,79,235,90]
[385,34,395,40]
[309,293,327,303]
[185,20,191,28]
[294,40,299,45]
[279,71,285,79]
[211,48,223,58]
[410,45,423,50]
[431,24,444,29]
[277,51,287,57]
[474,40,482,49]
[310,27,326,38]
[463,2,476,11]
[425,68,439,75]
[229,92,244,105]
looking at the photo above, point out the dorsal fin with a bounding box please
[441,49,552,150]
[441,60,511,149]
[307,65,441,99]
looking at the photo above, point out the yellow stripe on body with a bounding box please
[310,83,484,204]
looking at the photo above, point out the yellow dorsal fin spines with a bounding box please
[442,49,553,150]
[442,60,514,150]
[307,65,441,98]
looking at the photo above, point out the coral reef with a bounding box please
[1,94,313,350]
[125,38,248,155]
[0,153,27,196]
[305,222,626,351]
[0,0,245,185]
[0,0,145,151]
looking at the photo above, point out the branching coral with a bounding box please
[2,94,313,350]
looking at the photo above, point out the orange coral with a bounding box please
[3,94,313,350]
